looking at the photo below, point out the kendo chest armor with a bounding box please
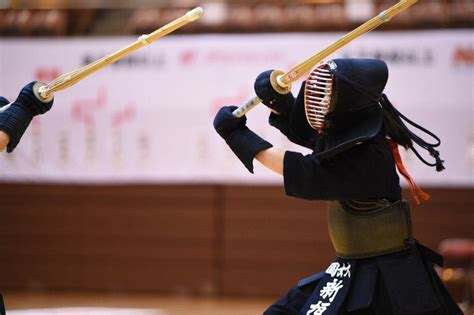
[328,200,413,259]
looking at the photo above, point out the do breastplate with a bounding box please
[327,199,413,259]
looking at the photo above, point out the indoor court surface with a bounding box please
[4,291,273,315]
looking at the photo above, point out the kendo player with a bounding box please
[0,81,53,153]
[213,58,463,315]
[0,81,52,314]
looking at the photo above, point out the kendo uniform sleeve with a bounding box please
[0,293,4,315]
[269,112,317,150]
[283,132,402,201]
[269,81,318,150]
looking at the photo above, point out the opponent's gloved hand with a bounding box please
[214,106,273,173]
[254,70,295,117]
[0,81,54,152]
[0,96,9,107]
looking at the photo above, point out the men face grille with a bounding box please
[304,62,334,133]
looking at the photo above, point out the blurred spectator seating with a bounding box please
[254,4,286,32]
[448,0,474,27]
[127,8,161,35]
[0,9,100,36]
[410,0,447,27]
[310,3,347,30]
[227,4,258,33]
[0,0,473,37]
[32,10,67,36]
[0,9,67,36]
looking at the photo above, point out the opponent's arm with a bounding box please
[0,96,11,152]
[0,132,10,152]
[0,82,54,153]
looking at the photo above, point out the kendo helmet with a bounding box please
[289,58,389,160]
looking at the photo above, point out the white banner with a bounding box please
[0,30,472,186]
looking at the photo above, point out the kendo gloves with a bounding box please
[254,70,295,116]
[0,81,54,152]
[0,96,9,107]
[254,69,297,134]
[255,70,320,149]
[213,106,272,173]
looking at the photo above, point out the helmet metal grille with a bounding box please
[304,62,334,133]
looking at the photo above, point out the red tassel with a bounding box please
[390,140,430,205]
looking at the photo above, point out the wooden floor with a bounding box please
[5,291,473,315]
[4,291,273,315]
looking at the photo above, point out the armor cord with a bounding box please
[390,139,430,205]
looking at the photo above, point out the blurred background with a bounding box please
[0,0,473,314]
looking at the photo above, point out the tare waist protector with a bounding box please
[328,200,413,259]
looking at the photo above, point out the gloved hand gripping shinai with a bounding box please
[213,106,272,173]
[254,70,297,132]
[254,70,295,117]
[0,96,9,107]
[254,73,316,150]
[0,81,54,152]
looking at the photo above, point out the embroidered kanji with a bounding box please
[320,278,344,302]
[306,301,331,315]
[325,262,340,277]
[325,262,351,278]
[336,263,351,278]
